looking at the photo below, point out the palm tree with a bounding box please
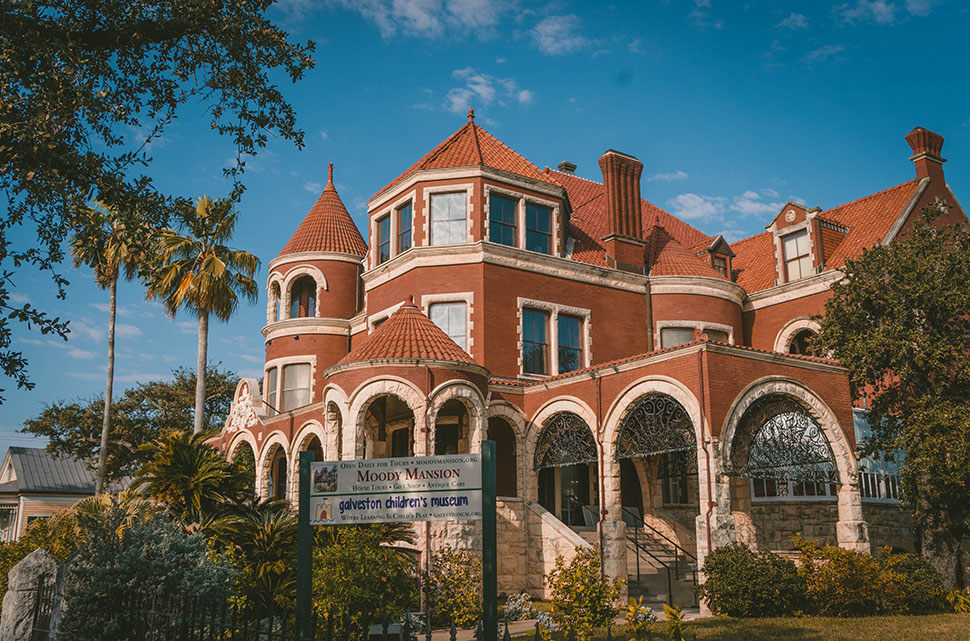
[146,195,259,432]
[70,203,144,494]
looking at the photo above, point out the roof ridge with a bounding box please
[822,179,919,216]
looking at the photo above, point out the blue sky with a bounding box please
[4,0,969,456]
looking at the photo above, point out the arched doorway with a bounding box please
[435,399,468,455]
[534,412,598,527]
[363,394,415,458]
[265,443,288,501]
[489,417,517,497]
[230,440,257,497]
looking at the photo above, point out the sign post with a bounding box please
[297,450,315,638]
[481,440,497,641]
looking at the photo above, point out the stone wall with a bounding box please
[525,502,590,598]
[863,503,915,552]
[749,501,839,551]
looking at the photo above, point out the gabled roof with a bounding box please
[544,169,712,267]
[0,447,97,495]
[332,297,480,369]
[644,225,727,279]
[373,108,553,201]
[730,179,923,293]
[278,163,368,258]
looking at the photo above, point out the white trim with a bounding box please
[773,317,822,353]
[368,301,405,332]
[423,183,474,248]
[882,178,930,245]
[516,297,592,378]
[371,189,417,269]
[743,270,841,311]
[280,265,328,321]
[421,292,475,353]
[264,356,318,412]
[369,166,564,210]
[483,184,560,257]
[268,251,364,272]
[648,276,746,304]
[262,317,350,342]
[655,320,734,348]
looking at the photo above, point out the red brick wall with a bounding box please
[650,293,742,343]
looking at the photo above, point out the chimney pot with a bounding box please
[905,127,945,181]
[557,161,577,175]
[598,149,646,273]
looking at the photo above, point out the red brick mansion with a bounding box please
[218,112,966,600]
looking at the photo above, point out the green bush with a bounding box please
[696,543,806,617]
[546,548,624,641]
[425,545,481,627]
[58,505,232,641]
[878,551,947,614]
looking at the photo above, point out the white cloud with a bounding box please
[905,0,937,15]
[7,292,30,305]
[647,170,689,182]
[730,190,784,217]
[115,324,143,339]
[717,229,747,243]
[304,181,323,193]
[532,15,589,55]
[628,38,645,55]
[320,130,329,141]
[444,68,534,114]
[66,347,97,360]
[689,0,724,29]
[801,44,846,65]
[665,194,726,221]
[238,353,265,364]
[67,371,104,382]
[776,12,808,29]
[327,0,513,39]
[761,187,780,198]
[839,1,899,24]
[68,319,103,342]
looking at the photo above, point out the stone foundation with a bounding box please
[749,501,839,551]
[863,503,915,552]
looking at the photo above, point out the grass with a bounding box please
[514,614,970,641]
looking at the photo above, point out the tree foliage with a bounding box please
[425,545,481,627]
[546,549,624,640]
[21,365,238,482]
[817,201,970,587]
[0,0,313,397]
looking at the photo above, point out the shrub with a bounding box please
[946,588,970,613]
[546,548,623,641]
[503,591,535,621]
[57,506,232,641]
[623,596,657,641]
[425,545,482,627]
[795,537,901,617]
[878,551,947,613]
[695,543,806,617]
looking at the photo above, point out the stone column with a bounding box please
[694,445,737,617]
[0,549,57,641]
[836,480,871,553]
[600,456,628,599]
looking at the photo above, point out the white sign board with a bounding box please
[309,454,482,525]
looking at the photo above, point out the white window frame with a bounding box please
[421,292,474,353]
[483,185,560,256]
[264,355,317,413]
[749,477,839,502]
[516,297,592,378]
[654,320,734,349]
[371,190,417,269]
[423,184,473,247]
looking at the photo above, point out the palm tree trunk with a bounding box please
[95,275,117,495]
[194,309,209,433]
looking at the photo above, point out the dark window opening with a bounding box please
[525,203,552,254]
[489,195,517,247]
[522,308,549,375]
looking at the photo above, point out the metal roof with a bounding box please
[0,447,98,495]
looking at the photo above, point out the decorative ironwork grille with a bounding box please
[615,394,697,478]
[728,394,840,483]
[533,412,598,470]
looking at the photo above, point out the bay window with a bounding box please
[281,363,311,412]
[489,194,517,247]
[429,302,468,351]
[397,202,412,252]
[377,215,391,265]
[430,193,467,246]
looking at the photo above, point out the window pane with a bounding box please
[377,216,391,264]
[430,302,467,351]
[391,428,410,458]
[558,315,582,374]
[281,363,311,412]
[525,203,551,254]
[431,193,466,246]
[706,329,728,343]
[398,203,412,252]
[660,327,695,349]
[522,309,549,375]
[266,367,278,415]
[489,195,517,247]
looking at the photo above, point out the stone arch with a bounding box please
[487,402,527,500]
[325,401,344,461]
[258,431,290,501]
[267,275,283,324]
[323,384,350,458]
[281,265,328,320]
[225,431,258,498]
[428,381,487,454]
[347,377,426,459]
[773,317,822,354]
[720,377,868,553]
[289,420,327,501]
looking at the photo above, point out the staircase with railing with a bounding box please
[622,507,698,608]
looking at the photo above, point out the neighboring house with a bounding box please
[0,447,104,542]
[217,113,966,597]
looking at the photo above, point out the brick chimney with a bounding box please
[598,149,646,273]
[905,127,945,182]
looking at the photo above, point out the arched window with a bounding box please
[728,394,839,487]
[488,417,517,497]
[289,275,316,318]
[534,412,598,526]
[270,282,281,322]
[364,394,415,459]
[788,329,819,356]
[435,399,468,455]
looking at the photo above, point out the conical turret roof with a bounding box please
[330,296,480,370]
[278,163,368,258]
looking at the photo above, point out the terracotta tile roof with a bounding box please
[729,231,777,291]
[644,225,727,279]
[278,163,368,258]
[544,169,712,267]
[373,108,554,200]
[334,296,479,368]
[729,180,921,293]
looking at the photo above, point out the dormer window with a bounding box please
[712,255,728,277]
[431,193,467,245]
[526,203,552,254]
[782,230,812,281]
